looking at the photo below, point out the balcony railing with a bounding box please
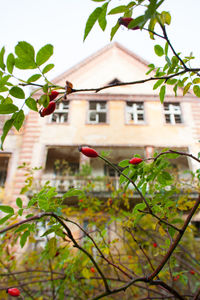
[40,175,121,193]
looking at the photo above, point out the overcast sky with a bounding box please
[1,0,200,81]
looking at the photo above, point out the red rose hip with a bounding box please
[49,90,59,101]
[40,101,56,117]
[118,17,140,30]
[129,157,143,165]
[78,146,99,158]
[7,288,20,297]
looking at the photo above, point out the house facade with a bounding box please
[1,42,200,204]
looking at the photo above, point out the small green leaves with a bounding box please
[6,53,15,74]
[110,21,120,41]
[0,205,14,214]
[0,118,14,150]
[159,85,166,103]
[0,103,18,114]
[154,45,164,57]
[98,2,108,31]
[84,7,102,41]
[0,47,6,71]
[10,86,25,99]
[36,44,53,66]
[153,79,165,90]
[13,110,25,131]
[27,74,42,83]
[42,63,54,74]
[108,5,127,15]
[15,41,36,69]
[20,230,30,248]
[118,159,129,168]
[193,85,200,97]
[16,197,23,208]
[25,97,38,111]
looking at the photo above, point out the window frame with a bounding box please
[125,101,145,124]
[163,102,183,125]
[87,100,108,124]
[49,100,70,124]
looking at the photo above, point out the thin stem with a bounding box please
[148,194,200,280]
[98,155,152,213]
[147,149,200,164]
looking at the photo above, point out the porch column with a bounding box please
[145,146,154,159]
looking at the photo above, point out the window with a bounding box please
[88,101,107,124]
[164,103,182,124]
[0,156,9,187]
[50,101,69,123]
[126,102,144,124]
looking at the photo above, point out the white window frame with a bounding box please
[88,101,107,124]
[164,103,182,124]
[50,101,69,123]
[126,102,145,124]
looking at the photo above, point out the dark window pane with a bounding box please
[174,114,182,123]
[89,112,96,121]
[98,113,106,123]
[89,102,96,110]
[138,114,144,120]
[165,114,171,123]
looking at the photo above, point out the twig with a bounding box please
[147,149,200,164]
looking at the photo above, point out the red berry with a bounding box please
[7,288,20,297]
[190,270,195,275]
[78,146,99,158]
[173,275,180,281]
[40,101,56,117]
[49,90,59,101]
[79,199,84,203]
[129,157,143,165]
[90,267,95,273]
[153,242,157,248]
[118,17,140,30]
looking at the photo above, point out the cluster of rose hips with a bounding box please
[39,81,73,117]
[78,146,143,165]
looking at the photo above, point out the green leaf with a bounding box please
[6,53,15,74]
[119,168,130,185]
[154,45,164,57]
[10,86,25,99]
[0,118,14,150]
[25,97,38,111]
[98,2,108,31]
[108,5,127,15]
[63,188,85,199]
[42,63,54,74]
[15,41,36,69]
[118,160,129,167]
[48,237,57,257]
[110,21,120,41]
[20,230,30,248]
[13,110,25,131]
[164,42,169,55]
[166,79,177,85]
[165,55,171,66]
[0,205,14,214]
[84,7,102,41]
[0,103,18,114]
[153,79,165,90]
[27,74,42,83]
[183,82,191,96]
[193,85,200,97]
[133,202,146,214]
[148,16,157,39]
[36,44,53,66]
[18,208,23,216]
[128,15,144,29]
[15,224,31,233]
[193,78,200,84]
[0,214,13,225]
[91,0,106,2]
[0,47,6,70]
[161,11,171,25]
[159,85,166,103]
